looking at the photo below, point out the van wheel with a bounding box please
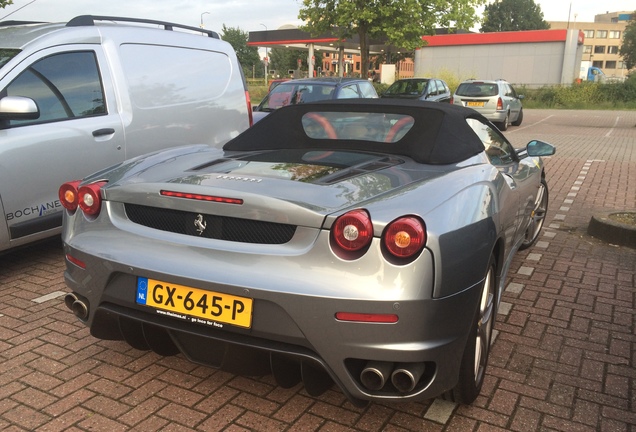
[444,255,496,404]
[497,113,509,131]
[512,108,523,126]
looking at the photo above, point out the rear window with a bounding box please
[302,111,414,143]
[456,82,499,97]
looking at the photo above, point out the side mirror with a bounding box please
[518,94,525,100]
[0,96,40,120]
[526,140,556,157]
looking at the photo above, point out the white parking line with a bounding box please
[605,116,620,137]
[32,291,66,304]
[507,114,554,133]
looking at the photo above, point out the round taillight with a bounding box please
[331,209,373,253]
[383,216,426,259]
[78,182,107,216]
[59,180,82,212]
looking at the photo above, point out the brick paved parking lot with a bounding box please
[1,109,634,431]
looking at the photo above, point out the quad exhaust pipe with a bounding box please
[360,360,426,393]
[391,362,426,393]
[64,293,89,321]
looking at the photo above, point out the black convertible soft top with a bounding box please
[224,99,488,165]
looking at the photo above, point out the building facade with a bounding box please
[549,11,633,81]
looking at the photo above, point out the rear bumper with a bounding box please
[63,243,483,405]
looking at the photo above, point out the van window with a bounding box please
[0,48,20,69]
[3,51,105,127]
[120,44,232,108]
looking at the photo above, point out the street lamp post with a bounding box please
[261,23,268,85]
[200,12,209,28]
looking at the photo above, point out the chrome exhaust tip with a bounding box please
[64,293,78,311]
[360,361,393,391]
[65,292,89,321]
[391,362,426,393]
[71,299,89,320]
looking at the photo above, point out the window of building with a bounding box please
[608,46,619,54]
[592,60,603,68]
[355,62,360,71]
[593,45,605,54]
[605,61,617,69]
[609,30,621,39]
[596,30,607,38]
[583,45,592,54]
[583,29,594,38]
[618,61,626,69]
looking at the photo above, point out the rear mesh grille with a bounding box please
[124,204,296,244]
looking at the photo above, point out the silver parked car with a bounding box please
[60,99,555,407]
[452,79,524,131]
[0,16,251,253]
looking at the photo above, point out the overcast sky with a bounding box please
[1,0,633,35]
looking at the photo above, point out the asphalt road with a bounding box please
[1,109,635,431]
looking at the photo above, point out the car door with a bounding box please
[0,46,125,251]
[436,80,451,103]
[504,83,522,118]
[424,80,438,101]
[466,118,536,250]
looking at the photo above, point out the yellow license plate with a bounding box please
[136,277,253,328]
[467,101,485,107]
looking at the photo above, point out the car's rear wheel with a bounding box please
[519,179,549,250]
[511,108,523,126]
[497,112,509,131]
[444,255,496,404]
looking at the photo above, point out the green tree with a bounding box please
[480,0,550,32]
[299,0,485,78]
[221,25,263,78]
[269,48,310,77]
[0,1,13,9]
[619,13,636,70]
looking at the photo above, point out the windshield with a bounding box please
[259,83,335,111]
[0,49,20,69]
[384,79,428,96]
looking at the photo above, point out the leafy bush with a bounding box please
[519,78,636,109]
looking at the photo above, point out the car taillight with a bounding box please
[59,181,107,216]
[331,209,373,256]
[450,96,454,104]
[78,182,107,215]
[59,180,82,212]
[382,216,426,259]
[497,97,504,111]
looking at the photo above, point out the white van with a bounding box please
[0,15,252,253]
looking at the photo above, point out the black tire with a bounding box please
[511,108,523,126]
[497,112,509,131]
[445,255,496,404]
[519,179,548,250]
